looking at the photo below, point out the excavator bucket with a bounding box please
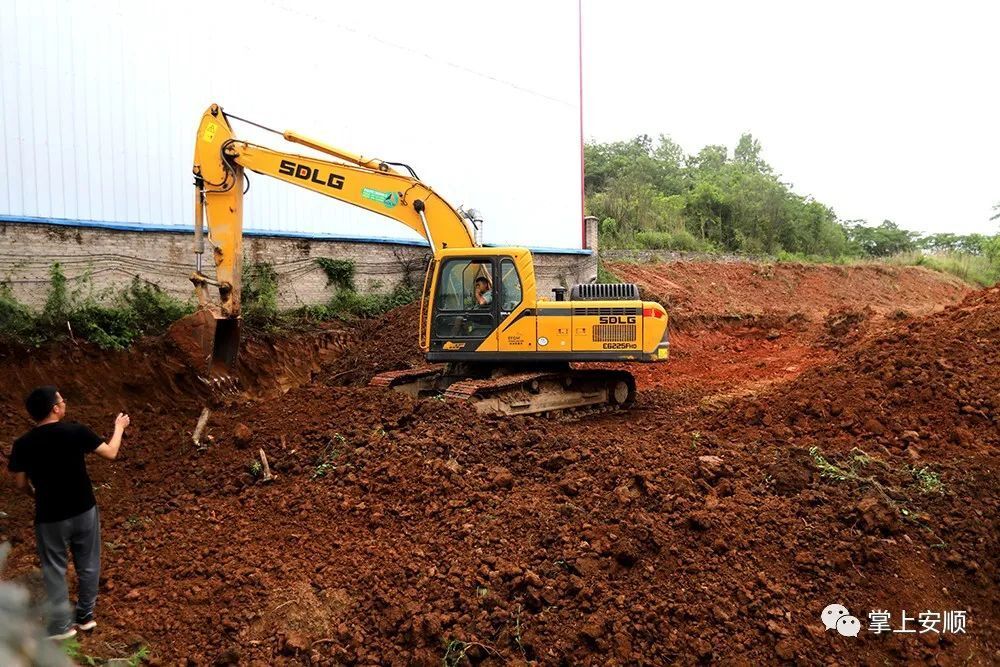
[167,309,240,377]
[211,318,241,373]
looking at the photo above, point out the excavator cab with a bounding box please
[420,246,669,363]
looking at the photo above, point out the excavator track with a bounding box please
[370,365,635,417]
[368,365,447,398]
[446,369,635,416]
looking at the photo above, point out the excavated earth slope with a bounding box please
[1,264,995,665]
[609,261,970,327]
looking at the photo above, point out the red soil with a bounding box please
[609,261,970,326]
[0,264,995,665]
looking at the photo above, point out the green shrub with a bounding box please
[289,303,334,321]
[328,283,417,318]
[0,265,194,349]
[0,284,45,346]
[68,303,138,350]
[314,257,356,290]
[634,229,707,251]
[0,258,424,349]
[241,261,280,324]
[40,263,72,327]
[122,277,194,331]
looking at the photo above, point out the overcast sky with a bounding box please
[583,0,999,236]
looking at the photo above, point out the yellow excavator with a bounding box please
[190,103,669,415]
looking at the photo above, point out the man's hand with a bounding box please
[13,472,34,497]
[95,413,130,461]
[115,413,130,432]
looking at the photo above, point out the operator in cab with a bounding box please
[474,276,493,308]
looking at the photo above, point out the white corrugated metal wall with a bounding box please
[0,0,582,248]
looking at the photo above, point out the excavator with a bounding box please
[190,103,669,415]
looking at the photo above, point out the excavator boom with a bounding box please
[191,103,475,369]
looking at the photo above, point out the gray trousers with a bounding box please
[35,505,100,635]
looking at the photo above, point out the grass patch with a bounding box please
[808,446,946,541]
[312,433,346,479]
[596,260,621,284]
[633,229,709,251]
[773,250,999,287]
[910,466,943,494]
[892,251,999,287]
[808,446,942,493]
[63,638,149,666]
[809,447,855,482]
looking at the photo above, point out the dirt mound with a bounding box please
[663,288,1000,664]
[0,276,996,664]
[321,301,424,386]
[608,322,834,395]
[733,287,1000,458]
[609,261,970,328]
[819,306,877,348]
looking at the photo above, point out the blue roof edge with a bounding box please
[1,215,592,255]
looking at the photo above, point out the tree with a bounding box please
[584,133,914,259]
[688,145,728,174]
[684,181,730,247]
[734,133,771,174]
[920,233,961,253]
[847,220,919,257]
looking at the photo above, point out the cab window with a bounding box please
[499,258,522,315]
[434,258,495,338]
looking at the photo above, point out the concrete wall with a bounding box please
[0,220,597,309]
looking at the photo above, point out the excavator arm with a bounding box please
[190,103,476,368]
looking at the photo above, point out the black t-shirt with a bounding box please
[8,421,104,523]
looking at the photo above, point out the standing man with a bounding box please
[7,386,129,640]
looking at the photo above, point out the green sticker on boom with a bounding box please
[362,187,399,209]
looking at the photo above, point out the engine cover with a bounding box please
[569,283,641,301]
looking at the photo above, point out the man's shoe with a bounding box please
[76,614,97,631]
[47,627,77,641]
